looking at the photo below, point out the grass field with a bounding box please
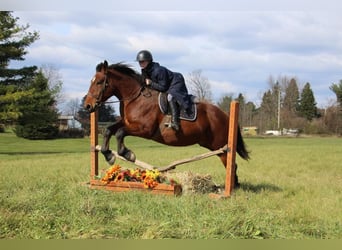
[0,131,341,239]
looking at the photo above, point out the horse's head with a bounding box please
[84,60,111,112]
[84,60,144,112]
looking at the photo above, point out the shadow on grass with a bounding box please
[238,182,282,193]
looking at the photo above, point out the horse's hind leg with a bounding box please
[115,127,136,162]
[101,120,123,165]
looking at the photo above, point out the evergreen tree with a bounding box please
[98,104,116,122]
[283,78,300,114]
[329,80,342,135]
[260,90,276,130]
[77,96,90,133]
[235,93,245,106]
[217,94,233,113]
[0,11,39,124]
[77,96,117,134]
[15,71,59,139]
[235,93,246,125]
[298,82,318,121]
[330,80,342,108]
[282,78,300,128]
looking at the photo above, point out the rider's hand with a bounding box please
[145,79,152,85]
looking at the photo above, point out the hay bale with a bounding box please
[166,171,221,194]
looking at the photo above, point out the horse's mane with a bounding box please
[109,63,139,77]
[96,62,142,83]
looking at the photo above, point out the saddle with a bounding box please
[158,93,197,121]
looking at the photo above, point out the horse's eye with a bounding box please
[96,80,104,85]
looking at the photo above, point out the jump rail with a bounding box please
[93,144,228,172]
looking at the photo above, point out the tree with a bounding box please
[330,80,342,108]
[41,64,63,105]
[283,78,300,114]
[282,78,300,128]
[15,70,59,139]
[235,93,248,126]
[243,101,257,127]
[258,81,281,131]
[98,104,116,122]
[0,11,39,124]
[65,98,81,116]
[77,96,90,133]
[259,90,276,130]
[77,96,117,134]
[298,82,318,121]
[217,94,234,113]
[217,93,256,127]
[186,69,212,102]
[329,80,342,135]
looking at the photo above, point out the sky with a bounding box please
[4,1,342,112]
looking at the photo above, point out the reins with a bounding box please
[103,85,147,104]
[102,70,151,104]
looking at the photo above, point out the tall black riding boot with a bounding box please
[168,99,180,131]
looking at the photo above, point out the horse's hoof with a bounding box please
[102,150,116,165]
[107,155,116,165]
[124,151,136,162]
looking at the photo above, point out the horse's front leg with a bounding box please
[115,127,136,162]
[101,119,123,165]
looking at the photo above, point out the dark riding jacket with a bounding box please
[142,62,192,109]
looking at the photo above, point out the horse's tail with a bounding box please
[237,126,250,160]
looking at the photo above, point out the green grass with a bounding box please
[0,131,341,239]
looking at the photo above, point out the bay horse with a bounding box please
[84,60,249,186]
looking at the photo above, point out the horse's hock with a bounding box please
[88,102,240,197]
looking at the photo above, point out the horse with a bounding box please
[84,60,249,187]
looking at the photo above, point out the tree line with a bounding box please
[185,70,342,135]
[213,76,342,135]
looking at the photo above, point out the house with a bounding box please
[58,115,82,131]
[242,126,258,136]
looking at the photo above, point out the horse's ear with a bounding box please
[103,60,108,73]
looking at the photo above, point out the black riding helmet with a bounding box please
[136,50,153,62]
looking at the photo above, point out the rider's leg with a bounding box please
[167,94,180,131]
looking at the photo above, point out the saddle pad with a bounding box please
[158,93,197,121]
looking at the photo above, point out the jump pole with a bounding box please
[224,101,239,197]
[90,111,98,179]
[207,101,239,199]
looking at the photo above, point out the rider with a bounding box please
[136,50,192,131]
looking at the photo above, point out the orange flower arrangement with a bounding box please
[101,164,178,189]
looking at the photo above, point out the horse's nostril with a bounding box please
[86,104,91,110]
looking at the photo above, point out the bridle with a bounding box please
[86,74,109,106]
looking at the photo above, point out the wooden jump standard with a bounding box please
[89,101,240,197]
